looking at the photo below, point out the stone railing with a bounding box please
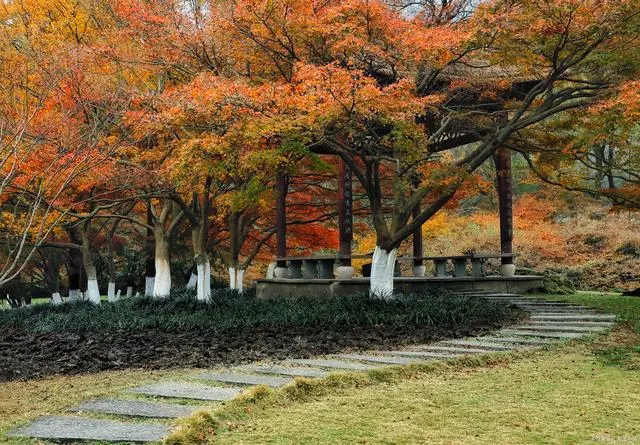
[269,253,517,280]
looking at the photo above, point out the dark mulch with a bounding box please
[0,322,509,382]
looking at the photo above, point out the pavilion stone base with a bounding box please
[256,276,544,299]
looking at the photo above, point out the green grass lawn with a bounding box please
[169,292,640,444]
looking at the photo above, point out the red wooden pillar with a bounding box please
[275,171,288,267]
[495,147,513,264]
[338,158,353,265]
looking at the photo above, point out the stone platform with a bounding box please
[256,275,544,299]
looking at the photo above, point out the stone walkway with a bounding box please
[8,293,616,443]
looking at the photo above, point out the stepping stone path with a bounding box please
[195,372,293,387]
[252,365,329,378]
[8,294,616,443]
[131,382,243,401]
[7,416,170,442]
[69,398,199,418]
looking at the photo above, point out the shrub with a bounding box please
[0,290,521,334]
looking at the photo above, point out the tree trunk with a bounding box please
[145,203,155,296]
[192,218,211,301]
[153,228,171,298]
[51,292,62,305]
[186,272,197,289]
[67,247,83,301]
[107,282,117,302]
[79,229,100,304]
[370,246,397,299]
[196,257,211,301]
[85,264,101,304]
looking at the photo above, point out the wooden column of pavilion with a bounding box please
[338,158,353,264]
[495,147,514,264]
[275,171,288,268]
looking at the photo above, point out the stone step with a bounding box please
[131,382,242,401]
[252,365,329,379]
[500,329,586,339]
[525,320,614,327]
[194,372,293,388]
[516,305,592,311]
[436,340,520,351]
[335,353,419,365]
[411,345,493,355]
[531,314,616,322]
[7,416,170,443]
[69,398,198,419]
[476,336,553,346]
[514,324,608,333]
[379,349,460,359]
[289,358,380,371]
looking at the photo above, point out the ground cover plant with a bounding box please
[0,290,523,382]
[165,293,640,444]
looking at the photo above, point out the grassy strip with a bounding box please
[165,347,552,444]
[0,290,520,333]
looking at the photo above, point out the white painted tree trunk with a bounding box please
[51,292,62,305]
[116,289,122,300]
[370,246,398,299]
[196,260,211,301]
[186,273,197,289]
[153,234,171,298]
[228,268,246,292]
[153,257,171,297]
[68,289,82,301]
[107,282,117,302]
[237,269,245,292]
[86,278,101,304]
[228,267,236,289]
[126,286,133,298]
[145,277,155,296]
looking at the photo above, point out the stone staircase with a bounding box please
[8,294,616,443]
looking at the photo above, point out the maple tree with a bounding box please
[0,0,638,301]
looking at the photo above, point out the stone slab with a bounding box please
[195,372,293,388]
[380,350,460,359]
[253,365,329,378]
[69,398,199,419]
[289,359,380,371]
[7,416,169,442]
[514,324,608,333]
[438,340,520,350]
[131,382,242,401]
[417,345,497,355]
[500,329,586,339]
[516,305,592,312]
[527,321,614,327]
[531,314,616,321]
[477,336,553,346]
[336,353,418,365]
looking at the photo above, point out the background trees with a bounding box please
[0,0,638,301]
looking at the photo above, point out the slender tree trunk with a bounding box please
[192,227,211,301]
[145,203,155,296]
[67,246,83,301]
